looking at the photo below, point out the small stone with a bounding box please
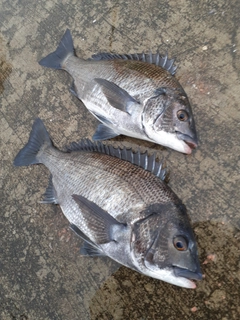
[203,254,216,264]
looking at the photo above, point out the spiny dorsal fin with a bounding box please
[69,224,106,256]
[66,139,167,181]
[90,51,177,75]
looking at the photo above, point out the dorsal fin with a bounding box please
[89,51,177,75]
[66,139,167,181]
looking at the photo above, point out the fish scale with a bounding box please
[42,148,176,222]
[39,29,198,154]
[67,58,178,98]
[14,118,202,288]
[44,151,144,223]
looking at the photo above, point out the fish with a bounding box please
[14,118,202,288]
[39,29,198,154]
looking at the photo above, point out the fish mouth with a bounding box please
[173,266,203,281]
[176,132,198,150]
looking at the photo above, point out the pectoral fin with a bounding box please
[70,224,105,256]
[72,195,127,244]
[80,242,106,256]
[94,78,140,115]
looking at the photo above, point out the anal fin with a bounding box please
[40,175,59,204]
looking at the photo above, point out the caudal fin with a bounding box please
[39,29,74,69]
[14,118,52,166]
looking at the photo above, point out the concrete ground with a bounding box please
[0,0,239,319]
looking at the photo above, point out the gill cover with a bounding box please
[142,88,198,151]
[131,203,202,281]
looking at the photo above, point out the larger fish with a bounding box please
[39,29,198,154]
[14,118,202,288]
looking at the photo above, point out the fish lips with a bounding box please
[173,266,203,281]
[176,132,198,150]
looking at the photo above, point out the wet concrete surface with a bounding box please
[0,0,240,319]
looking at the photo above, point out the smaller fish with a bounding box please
[14,119,202,288]
[39,29,198,154]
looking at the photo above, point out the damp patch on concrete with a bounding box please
[0,35,12,94]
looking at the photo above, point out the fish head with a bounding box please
[131,203,202,288]
[142,88,198,154]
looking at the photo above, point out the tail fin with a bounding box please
[14,118,52,166]
[39,29,74,69]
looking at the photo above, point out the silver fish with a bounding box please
[14,119,202,288]
[39,29,198,154]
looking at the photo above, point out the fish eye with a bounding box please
[173,236,188,251]
[177,110,189,122]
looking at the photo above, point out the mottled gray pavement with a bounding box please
[1,0,240,319]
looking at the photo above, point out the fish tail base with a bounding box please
[39,29,74,69]
[14,118,52,166]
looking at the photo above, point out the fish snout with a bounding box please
[173,266,203,281]
[176,132,198,150]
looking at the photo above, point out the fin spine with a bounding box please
[90,51,177,75]
[66,139,167,181]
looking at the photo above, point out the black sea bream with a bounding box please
[39,30,198,154]
[14,119,202,288]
